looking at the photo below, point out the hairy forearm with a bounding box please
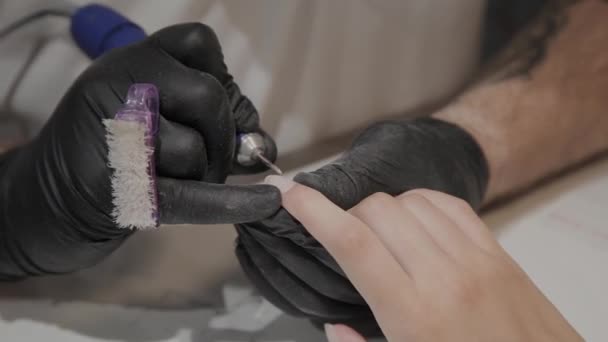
[436,0,608,202]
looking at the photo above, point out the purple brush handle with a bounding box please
[115,84,160,225]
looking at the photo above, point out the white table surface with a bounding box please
[0,156,607,341]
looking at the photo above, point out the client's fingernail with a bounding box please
[264,175,296,194]
[325,324,339,342]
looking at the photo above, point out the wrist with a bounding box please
[433,101,506,202]
[433,76,540,203]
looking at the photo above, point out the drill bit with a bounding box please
[253,149,283,175]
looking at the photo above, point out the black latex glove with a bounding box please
[235,117,489,336]
[0,23,281,280]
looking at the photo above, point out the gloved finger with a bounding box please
[151,23,231,86]
[239,209,345,276]
[239,220,365,304]
[236,233,382,337]
[157,117,206,180]
[156,69,234,183]
[151,23,265,144]
[235,242,305,317]
[227,82,261,133]
[232,129,278,175]
[236,227,372,319]
[157,178,281,224]
[87,34,235,182]
[294,165,369,210]
[293,144,414,210]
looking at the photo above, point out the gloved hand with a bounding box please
[235,117,489,336]
[0,23,281,280]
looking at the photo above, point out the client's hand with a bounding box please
[266,176,582,342]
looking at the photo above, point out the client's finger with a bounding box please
[403,189,500,254]
[396,191,479,262]
[325,324,367,342]
[265,176,415,316]
[348,192,447,278]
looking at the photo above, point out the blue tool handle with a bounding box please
[70,4,147,59]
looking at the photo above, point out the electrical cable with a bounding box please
[0,6,75,136]
[0,8,72,41]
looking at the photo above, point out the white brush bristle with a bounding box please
[104,119,156,229]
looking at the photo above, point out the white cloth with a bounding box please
[0,0,484,154]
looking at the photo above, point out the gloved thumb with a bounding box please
[293,163,377,211]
